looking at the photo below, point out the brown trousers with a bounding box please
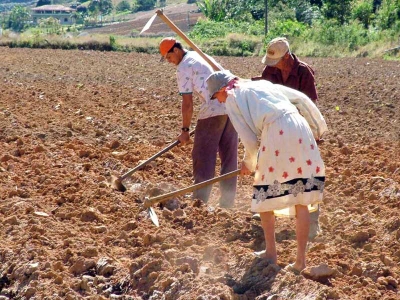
[192,115,238,207]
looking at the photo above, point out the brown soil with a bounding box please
[0,47,399,300]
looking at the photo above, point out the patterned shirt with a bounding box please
[176,51,226,120]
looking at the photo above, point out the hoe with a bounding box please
[111,10,231,226]
[111,130,194,192]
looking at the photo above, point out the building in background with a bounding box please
[31,5,75,25]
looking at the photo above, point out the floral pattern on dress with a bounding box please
[254,175,325,204]
[288,180,306,197]
[266,180,282,197]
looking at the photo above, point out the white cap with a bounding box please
[262,37,290,66]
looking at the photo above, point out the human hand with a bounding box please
[240,162,251,176]
[177,131,191,146]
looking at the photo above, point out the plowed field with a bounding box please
[0,47,399,299]
[85,3,202,36]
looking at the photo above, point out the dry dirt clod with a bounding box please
[0,48,399,299]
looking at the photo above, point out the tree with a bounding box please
[136,0,157,11]
[197,0,228,21]
[352,0,374,29]
[8,5,30,32]
[321,0,352,24]
[36,0,51,7]
[309,0,322,7]
[374,0,400,29]
[287,0,319,25]
[88,0,113,16]
[39,17,61,34]
[77,5,88,13]
[372,0,382,12]
[72,10,87,24]
[116,0,131,12]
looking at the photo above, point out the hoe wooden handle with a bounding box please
[120,129,195,181]
[156,9,222,72]
[143,169,240,208]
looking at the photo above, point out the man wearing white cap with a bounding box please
[252,37,318,103]
[252,37,321,239]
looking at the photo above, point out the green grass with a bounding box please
[1,28,399,60]
[1,1,399,62]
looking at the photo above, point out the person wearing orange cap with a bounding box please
[252,37,318,103]
[159,37,238,208]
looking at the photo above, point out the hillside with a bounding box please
[83,3,202,36]
[0,0,36,12]
[0,0,75,12]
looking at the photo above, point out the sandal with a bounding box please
[284,263,302,275]
[253,250,267,258]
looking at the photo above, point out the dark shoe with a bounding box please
[252,213,261,221]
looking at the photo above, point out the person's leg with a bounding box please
[294,204,310,271]
[260,211,277,264]
[192,117,221,203]
[218,117,238,208]
[308,206,320,240]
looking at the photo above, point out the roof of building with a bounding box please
[31,5,76,12]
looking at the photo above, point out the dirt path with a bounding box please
[0,48,399,299]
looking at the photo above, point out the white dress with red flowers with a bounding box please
[225,80,326,217]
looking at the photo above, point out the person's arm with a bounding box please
[251,65,269,81]
[300,66,318,103]
[251,76,265,81]
[177,93,193,145]
[225,91,259,172]
[240,161,251,176]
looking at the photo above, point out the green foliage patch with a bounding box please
[0,0,399,60]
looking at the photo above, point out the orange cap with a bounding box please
[159,37,176,56]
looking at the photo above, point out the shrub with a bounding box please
[188,19,229,40]
[189,18,264,40]
[304,19,371,51]
[267,19,308,41]
[109,35,117,50]
[374,0,400,30]
[116,0,131,12]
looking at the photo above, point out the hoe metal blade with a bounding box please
[140,13,157,35]
[148,207,159,227]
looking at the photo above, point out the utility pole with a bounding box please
[265,0,268,36]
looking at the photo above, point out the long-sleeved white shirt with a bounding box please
[225,80,327,171]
